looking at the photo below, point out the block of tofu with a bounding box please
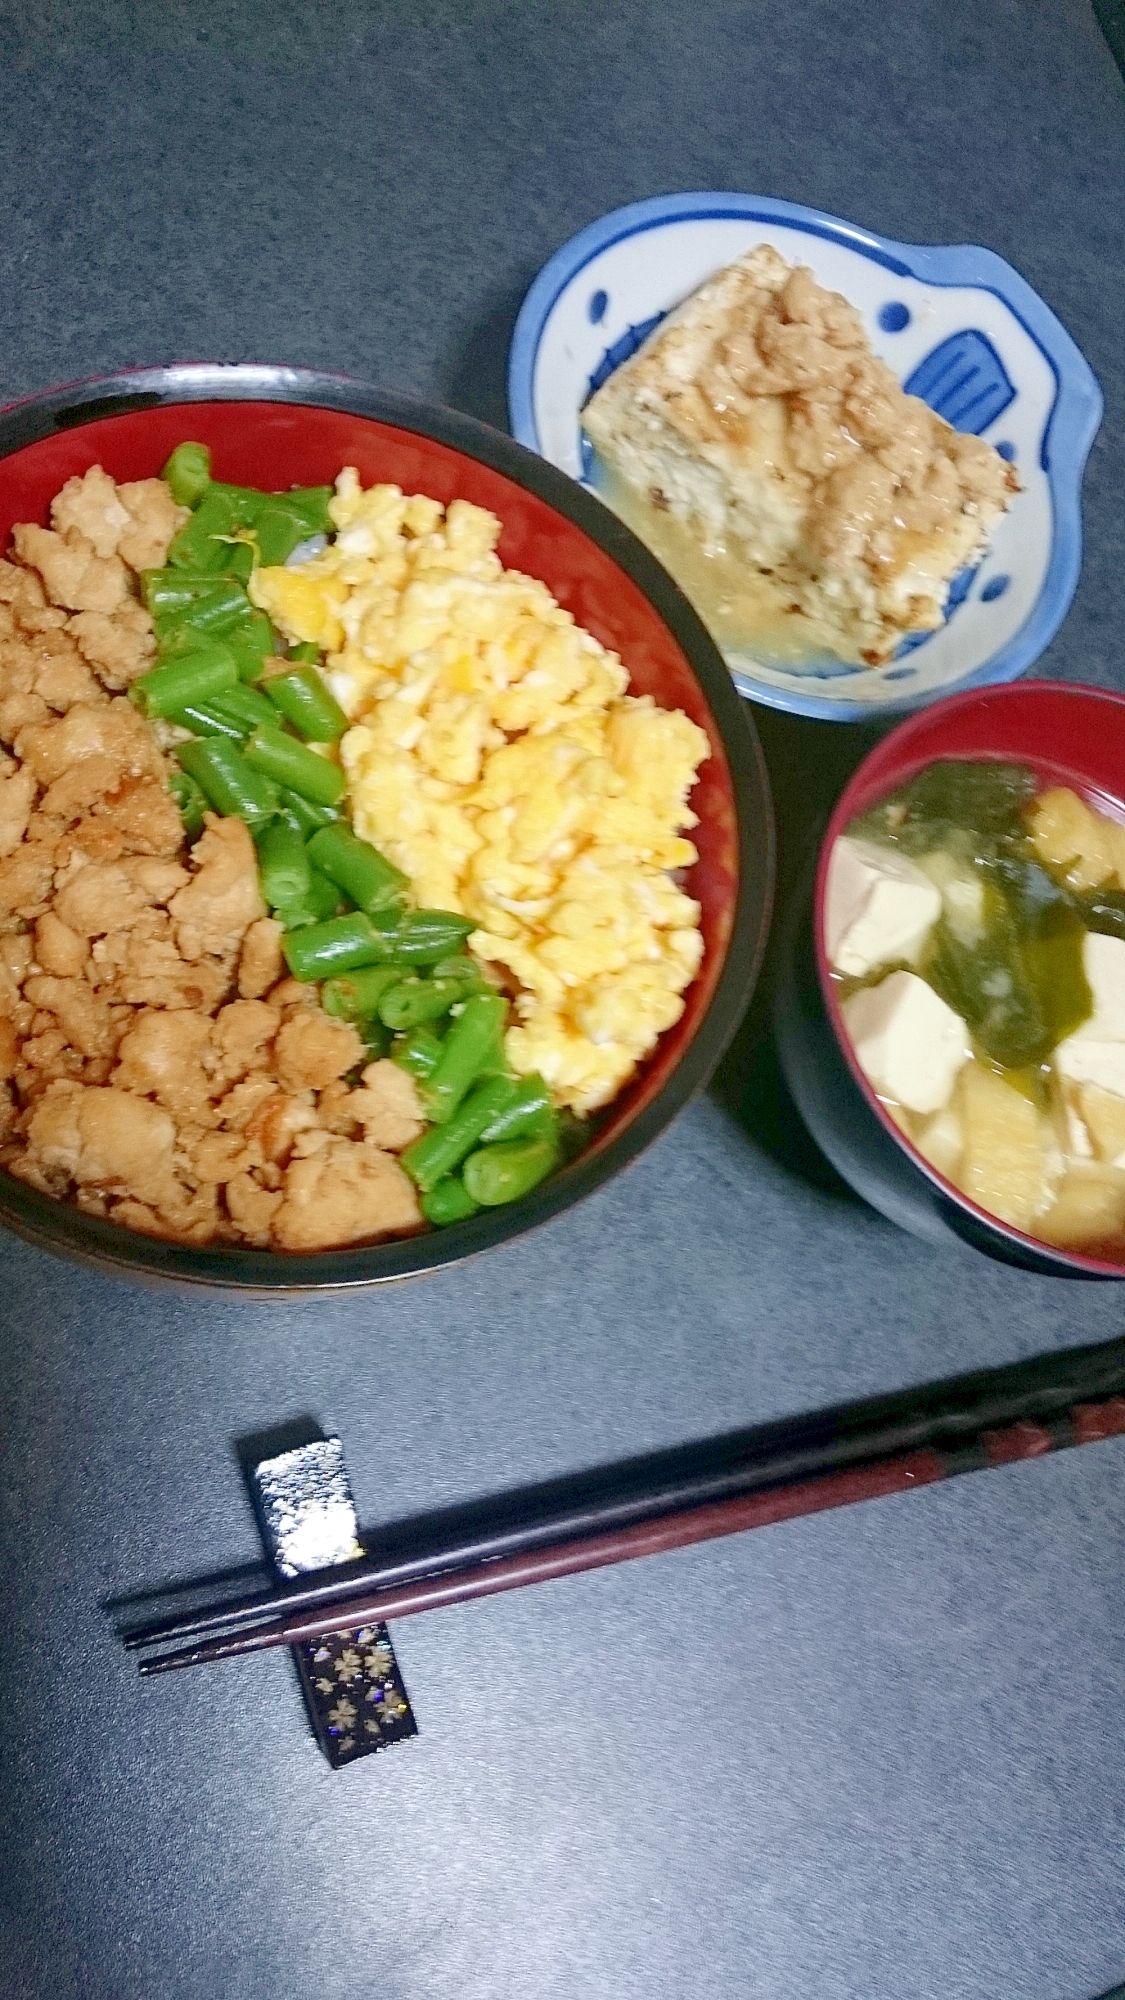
[1074,932,1125,1039]
[582,245,1018,667]
[1055,933,1125,1103]
[1074,1083,1125,1165]
[1064,1093,1095,1159]
[841,970,969,1114]
[913,1100,965,1178]
[1056,1040,1125,1099]
[825,836,942,977]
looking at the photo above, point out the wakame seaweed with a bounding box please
[851,758,1040,859]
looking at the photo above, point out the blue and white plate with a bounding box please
[508,193,1103,722]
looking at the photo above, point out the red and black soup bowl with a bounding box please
[775,680,1125,1279]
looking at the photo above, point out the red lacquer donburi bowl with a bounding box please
[0,366,774,1290]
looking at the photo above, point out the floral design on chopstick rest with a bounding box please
[299,1624,418,1767]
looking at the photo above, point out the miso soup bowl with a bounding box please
[774,680,1125,1279]
[0,366,774,1292]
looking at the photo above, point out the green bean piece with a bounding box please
[151,616,199,656]
[168,768,208,840]
[478,1073,556,1145]
[207,483,271,523]
[390,1024,445,1081]
[211,481,262,507]
[154,610,254,660]
[427,952,490,992]
[288,642,321,664]
[305,822,407,912]
[306,867,346,919]
[143,568,233,616]
[462,1137,561,1207]
[377,976,468,1032]
[205,683,278,732]
[361,1019,392,1062]
[556,1108,589,1163]
[476,1027,514,1080]
[130,644,239,719]
[285,487,334,530]
[276,787,340,837]
[235,489,333,562]
[401,1075,521,1191]
[226,482,331,526]
[175,738,280,828]
[253,486,334,534]
[422,993,509,1125]
[243,725,346,809]
[162,441,212,510]
[366,911,476,966]
[264,665,349,743]
[144,571,255,640]
[421,1176,482,1226]
[175,592,257,643]
[226,610,279,682]
[273,869,344,930]
[434,1002,510,1081]
[167,485,241,571]
[321,965,402,1023]
[169,699,246,742]
[175,691,296,743]
[253,505,318,568]
[256,820,314,913]
[165,481,332,566]
[281,912,390,981]
[217,541,253,586]
[172,682,278,741]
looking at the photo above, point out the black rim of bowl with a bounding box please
[0,364,775,1290]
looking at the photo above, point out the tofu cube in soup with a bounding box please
[1073,1084,1125,1165]
[825,836,941,978]
[1055,933,1125,1100]
[841,971,969,1114]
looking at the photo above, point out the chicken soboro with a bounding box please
[0,466,425,1250]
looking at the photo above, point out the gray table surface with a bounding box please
[2,4,1125,1996]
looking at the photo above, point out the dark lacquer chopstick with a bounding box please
[136,1378,1125,1676]
[124,1330,1125,1659]
[138,1449,945,1673]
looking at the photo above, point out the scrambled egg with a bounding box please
[250,473,709,1112]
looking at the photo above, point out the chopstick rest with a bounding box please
[249,1437,417,1768]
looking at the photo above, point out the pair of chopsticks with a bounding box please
[126,1333,1125,1676]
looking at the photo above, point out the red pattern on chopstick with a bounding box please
[981,1420,1055,1465]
